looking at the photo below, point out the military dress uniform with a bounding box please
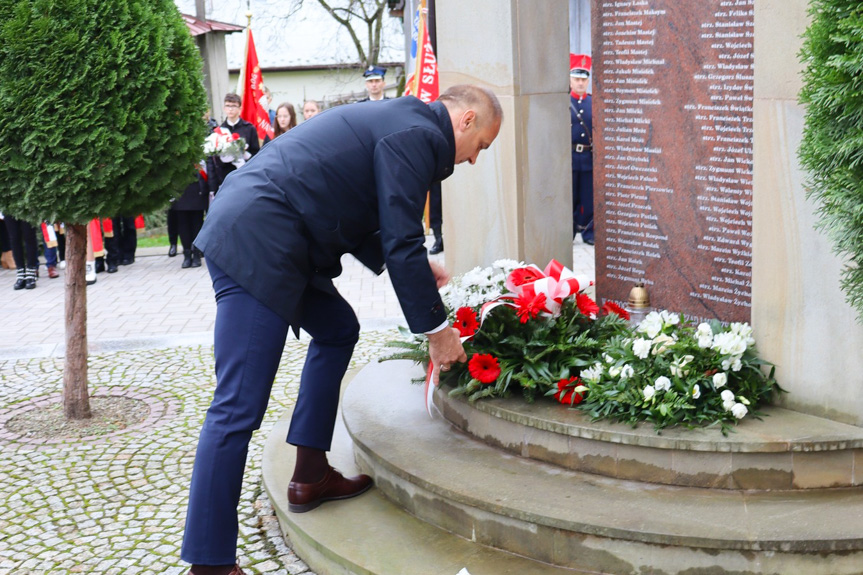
[571,92,593,243]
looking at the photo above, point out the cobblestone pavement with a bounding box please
[0,238,595,574]
[0,332,397,575]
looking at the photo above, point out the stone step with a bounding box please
[261,372,591,575]
[435,377,863,490]
[342,360,863,575]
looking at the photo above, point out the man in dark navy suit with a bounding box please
[181,85,503,575]
[570,53,594,245]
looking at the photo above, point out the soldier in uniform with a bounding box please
[570,53,594,245]
[357,66,389,102]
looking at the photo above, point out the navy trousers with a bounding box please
[181,261,359,565]
[572,169,594,242]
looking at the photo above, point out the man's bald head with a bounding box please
[438,85,503,128]
[439,85,503,165]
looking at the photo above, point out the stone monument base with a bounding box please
[262,360,863,575]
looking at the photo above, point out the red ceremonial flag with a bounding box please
[240,29,274,141]
[404,0,439,104]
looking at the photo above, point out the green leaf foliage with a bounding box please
[0,0,208,224]
[799,1,863,320]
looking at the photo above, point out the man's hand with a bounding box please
[428,260,450,289]
[427,327,467,385]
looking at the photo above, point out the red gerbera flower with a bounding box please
[468,353,501,384]
[516,292,547,323]
[554,375,585,405]
[576,293,599,317]
[454,307,479,337]
[601,300,630,320]
[508,267,543,287]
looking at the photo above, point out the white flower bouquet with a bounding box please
[578,311,780,434]
[203,127,249,167]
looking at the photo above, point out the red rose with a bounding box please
[555,375,584,405]
[516,292,546,323]
[468,353,501,384]
[576,293,599,318]
[508,267,543,287]
[601,300,630,320]
[454,307,479,337]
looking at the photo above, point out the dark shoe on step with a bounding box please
[181,254,192,269]
[429,238,444,255]
[288,466,373,513]
[120,257,134,266]
[168,244,178,257]
[191,252,201,268]
[107,263,118,273]
[13,269,25,290]
[187,564,246,575]
[24,267,37,290]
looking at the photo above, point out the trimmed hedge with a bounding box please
[799,1,863,320]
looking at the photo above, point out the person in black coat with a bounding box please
[207,92,260,196]
[170,163,209,268]
[181,85,503,575]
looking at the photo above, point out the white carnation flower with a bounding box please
[731,357,743,372]
[632,338,651,359]
[697,334,713,348]
[643,385,656,400]
[723,399,736,411]
[696,323,713,337]
[691,384,701,399]
[713,372,728,388]
[731,403,748,419]
[720,389,735,402]
[620,364,635,379]
[654,376,671,392]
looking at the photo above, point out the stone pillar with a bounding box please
[436,0,573,275]
[752,0,863,425]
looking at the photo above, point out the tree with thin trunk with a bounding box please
[0,0,208,418]
[289,0,392,68]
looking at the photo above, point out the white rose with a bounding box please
[652,334,676,355]
[620,364,634,379]
[713,373,728,388]
[720,389,735,402]
[691,384,701,399]
[654,376,671,392]
[581,363,603,383]
[731,403,748,419]
[723,399,736,411]
[643,385,656,400]
[632,338,651,359]
[660,310,680,326]
[638,312,664,339]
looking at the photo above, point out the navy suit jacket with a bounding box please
[194,97,455,334]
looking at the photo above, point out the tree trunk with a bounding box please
[63,223,91,419]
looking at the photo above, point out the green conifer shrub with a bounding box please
[799,0,863,320]
[0,0,207,418]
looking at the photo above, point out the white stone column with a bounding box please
[753,0,863,425]
[435,0,573,275]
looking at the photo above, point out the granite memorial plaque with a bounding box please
[592,0,754,323]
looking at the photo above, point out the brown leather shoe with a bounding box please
[47,266,59,279]
[288,466,373,513]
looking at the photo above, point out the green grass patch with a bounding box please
[138,235,170,248]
